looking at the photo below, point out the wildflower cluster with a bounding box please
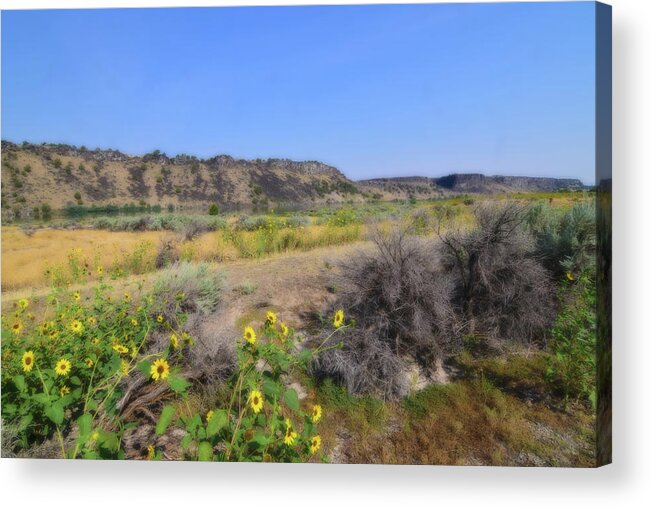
[1,280,193,458]
[159,311,334,462]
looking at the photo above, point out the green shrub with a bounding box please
[153,262,223,316]
[528,201,596,276]
[40,203,52,220]
[208,204,219,216]
[547,274,597,407]
[235,280,257,296]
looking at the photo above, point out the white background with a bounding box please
[0,0,649,505]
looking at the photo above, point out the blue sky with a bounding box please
[1,3,596,183]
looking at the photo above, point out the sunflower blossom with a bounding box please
[243,326,256,345]
[333,309,345,328]
[248,389,264,414]
[311,404,322,423]
[170,333,179,349]
[150,358,170,381]
[11,321,24,336]
[309,435,321,454]
[55,358,72,376]
[21,351,35,373]
[69,319,84,334]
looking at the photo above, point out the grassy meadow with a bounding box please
[1,192,598,465]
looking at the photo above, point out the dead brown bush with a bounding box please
[309,229,459,399]
[437,202,556,345]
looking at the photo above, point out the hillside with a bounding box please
[358,173,585,198]
[1,141,586,219]
[0,141,362,217]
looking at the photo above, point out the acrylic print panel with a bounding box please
[0,1,611,466]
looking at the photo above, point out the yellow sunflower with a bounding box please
[309,435,321,454]
[283,420,298,446]
[243,326,256,345]
[49,329,59,340]
[59,385,71,397]
[157,314,164,324]
[54,358,72,376]
[124,292,130,302]
[311,404,322,423]
[280,322,289,338]
[248,389,264,414]
[131,318,138,327]
[150,358,170,381]
[87,316,97,325]
[21,351,35,373]
[72,291,81,302]
[96,266,104,275]
[85,358,94,368]
[206,410,214,422]
[170,333,179,349]
[18,298,29,310]
[69,319,84,334]
[266,310,277,326]
[120,360,130,376]
[333,309,345,328]
[181,332,194,346]
[11,321,24,336]
[112,344,129,355]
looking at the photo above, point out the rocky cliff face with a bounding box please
[358,173,585,197]
[433,173,585,192]
[1,141,357,214]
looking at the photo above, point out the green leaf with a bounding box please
[181,434,193,450]
[33,393,51,405]
[137,360,152,377]
[3,403,18,416]
[298,350,312,363]
[284,388,300,411]
[589,390,597,410]
[252,432,269,447]
[13,375,26,393]
[155,405,175,435]
[107,354,121,375]
[167,374,191,394]
[186,414,202,433]
[45,402,64,425]
[99,431,119,452]
[18,414,33,431]
[262,379,281,399]
[197,441,213,461]
[86,398,98,412]
[206,409,228,437]
[77,413,92,438]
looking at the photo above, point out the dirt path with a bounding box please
[206,241,371,340]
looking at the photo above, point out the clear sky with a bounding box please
[1,2,596,183]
